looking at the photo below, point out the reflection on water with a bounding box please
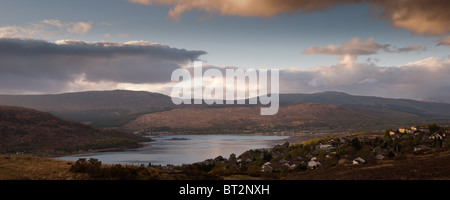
[57,134,290,166]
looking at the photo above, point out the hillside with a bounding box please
[422,95,450,104]
[3,126,450,180]
[124,103,415,131]
[0,90,175,123]
[0,106,147,154]
[1,90,450,129]
[278,91,450,118]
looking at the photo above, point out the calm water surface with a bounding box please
[57,134,290,166]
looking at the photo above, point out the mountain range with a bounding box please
[1,90,450,131]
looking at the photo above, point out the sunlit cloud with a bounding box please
[129,0,450,36]
[277,57,450,99]
[437,36,450,47]
[303,37,424,65]
[66,21,92,35]
[0,19,93,39]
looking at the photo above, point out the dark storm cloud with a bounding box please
[0,38,206,94]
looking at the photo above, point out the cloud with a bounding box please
[394,44,424,53]
[0,24,51,39]
[303,37,390,56]
[303,37,423,64]
[66,21,93,35]
[40,19,65,28]
[128,0,360,22]
[41,20,93,35]
[295,37,441,99]
[118,33,131,38]
[129,0,450,35]
[372,0,450,36]
[278,57,450,99]
[157,57,450,100]
[0,38,206,94]
[438,36,450,47]
[0,19,93,39]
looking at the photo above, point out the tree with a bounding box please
[350,137,362,150]
[428,123,440,134]
[384,129,392,139]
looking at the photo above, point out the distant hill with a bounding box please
[0,106,146,154]
[421,95,450,104]
[0,90,175,124]
[1,90,450,129]
[124,102,422,131]
[277,91,450,118]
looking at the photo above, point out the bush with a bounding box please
[246,165,262,177]
[70,158,102,175]
[70,158,155,180]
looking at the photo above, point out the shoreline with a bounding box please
[53,132,352,166]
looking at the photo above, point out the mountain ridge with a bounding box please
[1,90,450,129]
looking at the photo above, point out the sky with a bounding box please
[0,0,450,100]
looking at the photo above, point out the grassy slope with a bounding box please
[287,149,450,180]
[0,155,87,180]
[2,148,450,180]
[124,103,381,130]
[0,106,148,155]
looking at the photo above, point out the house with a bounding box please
[429,133,443,140]
[444,131,450,138]
[399,128,407,134]
[414,145,433,152]
[352,157,366,165]
[399,128,414,134]
[389,131,396,136]
[308,160,321,169]
[261,162,273,172]
[282,163,296,170]
[375,154,385,160]
[317,144,334,151]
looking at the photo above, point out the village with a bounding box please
[67,124,450,180]
[174,124,450,178]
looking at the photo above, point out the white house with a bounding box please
[352,157,366,165]
[429,133,443,140]
[261,162,273,172]
[318,144,334,151]
[308,160,321,169]
[414,145,432,152]
[375,154,385,160]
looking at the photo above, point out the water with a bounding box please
[56,134,291,166]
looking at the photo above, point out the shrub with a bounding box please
[70,158,102,175]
